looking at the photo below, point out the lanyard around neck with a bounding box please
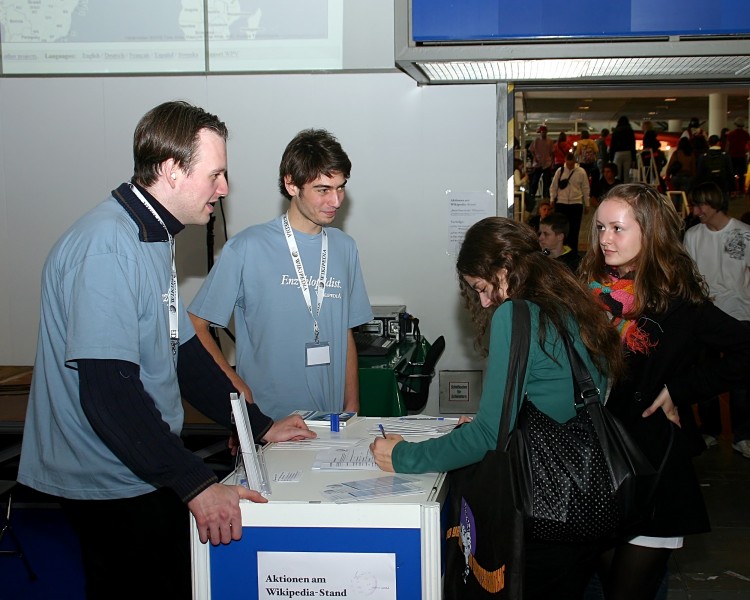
[129,183,179,362]
[281,213,328,343]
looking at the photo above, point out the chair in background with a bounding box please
[396,335,446,413]
[0,480,37,581]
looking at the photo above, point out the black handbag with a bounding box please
[508,300,665,543]
[443,302,529,599]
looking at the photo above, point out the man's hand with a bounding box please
[188,483,267,545]
[261,414,317,443]
[369,434,404,472]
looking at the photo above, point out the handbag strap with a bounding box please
[497,300,531,450]
[560,334,601,410]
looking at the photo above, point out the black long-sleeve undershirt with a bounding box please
[77,335,273,502]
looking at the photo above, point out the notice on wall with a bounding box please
[447,190,495,256]
[257,551,396,599]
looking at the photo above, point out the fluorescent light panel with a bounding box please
[417,56,750,82]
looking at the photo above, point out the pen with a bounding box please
[379,424,387,439]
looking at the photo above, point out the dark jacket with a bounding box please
[609,124,636,161]
[606,299,750,537]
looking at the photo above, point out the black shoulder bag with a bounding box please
[508,300,670,543]
[443,302,529,599]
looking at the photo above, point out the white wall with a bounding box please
[0,4,498,416]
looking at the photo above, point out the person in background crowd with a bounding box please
[575,129,600,180]
[16,101,315,599]
[695,135,734,204]
[684,181,750,459]
[681,117,705,141]
[371,217,624,600]
[726,117,750,196]
[579,183,750,600]
[539,212,581,272]
[639,128,667,192]
[528,124,556,211]
[665,136,696,193]
[609,116,637,183]
[592,162,621,206]
[554,131,572,171]
[528,199,553,232]
[514,157,530,200]
[550,151,590,254]
[719,127,729,151]
[597,128,610,173]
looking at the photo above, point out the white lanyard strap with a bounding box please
[281,213,328,342]
[129,184,179,361]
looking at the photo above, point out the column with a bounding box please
[708,93,727,138]
[499,82,513,218]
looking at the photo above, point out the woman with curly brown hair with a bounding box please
[579,183,750,599]
[371,217,623,598]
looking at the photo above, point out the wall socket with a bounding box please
[439,370,483,414]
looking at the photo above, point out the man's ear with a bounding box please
[161,159,178,186]
[284,175,299,198]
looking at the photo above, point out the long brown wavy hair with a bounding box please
[456,217,623,378]
[578,183,709,318]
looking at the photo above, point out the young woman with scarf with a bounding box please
[578,183,750,599]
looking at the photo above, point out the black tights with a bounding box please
[597,543,671,600]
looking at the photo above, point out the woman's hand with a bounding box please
[642,385,681,427]
[369,434,404,472]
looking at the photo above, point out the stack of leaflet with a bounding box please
[321,475,426,503]
[370,416,458,437]
[312,444,379,471]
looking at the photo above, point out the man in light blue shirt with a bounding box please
[190,129,373,420]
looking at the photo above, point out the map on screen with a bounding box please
[0,0,343,74]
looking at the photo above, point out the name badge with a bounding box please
[306,341,331,367]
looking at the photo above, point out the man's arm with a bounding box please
[78,358,220,502]
[189,312,254,402]
[343,328,360,413]
[177,336,316,443]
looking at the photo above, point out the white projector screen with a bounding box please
[0,0,343,75]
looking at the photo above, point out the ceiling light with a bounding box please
[664,98,677,101]
[414,56,750,82]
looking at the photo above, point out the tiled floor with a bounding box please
[666,436,750,599]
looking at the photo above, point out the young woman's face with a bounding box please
[463,269,508,308]
[595,198,643,273]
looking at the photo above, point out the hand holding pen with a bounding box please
[370,423,404,472]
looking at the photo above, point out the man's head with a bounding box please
[133,101,229,226]
[602,162,618,182]
[133,101,228,187]
[691,181,729,229]
[735,117,746,129]
[708,134,721,147]
[279,129,351,200]
[538,212,570,256]
[537,125,548,138]
[280,129,351,231]
[537,200,553,221]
